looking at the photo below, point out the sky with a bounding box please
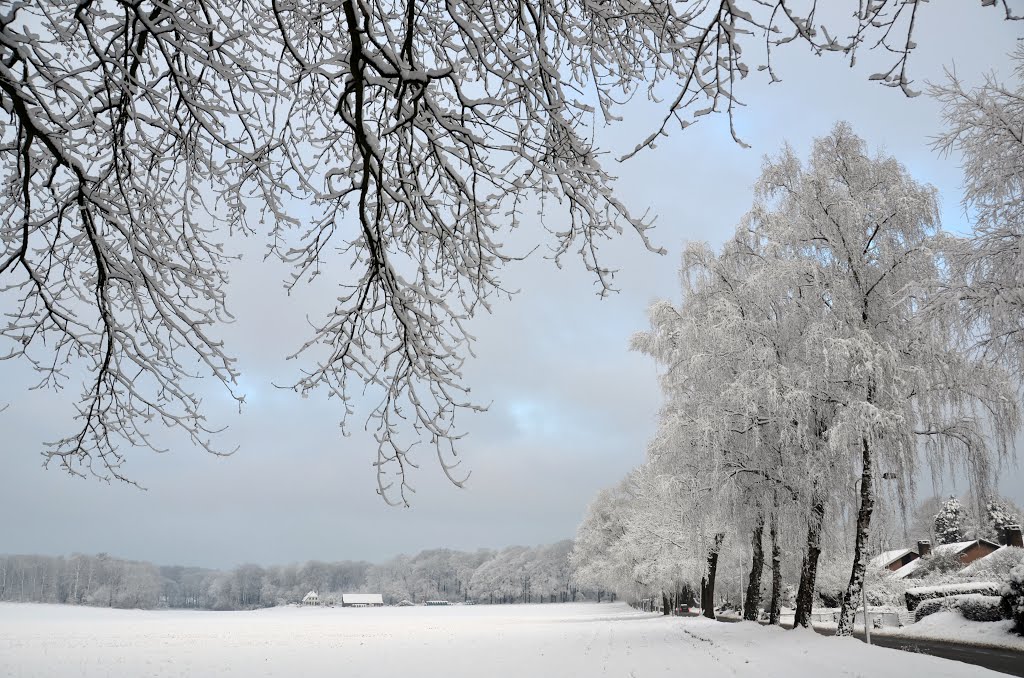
[2,3,1023,570]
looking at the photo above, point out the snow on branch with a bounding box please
[1,0,1020,501]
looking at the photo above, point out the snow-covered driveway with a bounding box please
[0,602,1005,677]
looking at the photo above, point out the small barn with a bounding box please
[341,593,384,607]
[302,590,320,606]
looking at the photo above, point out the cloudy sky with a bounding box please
[3,3,1023,569]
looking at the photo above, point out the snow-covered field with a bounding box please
[0,602,1010,677]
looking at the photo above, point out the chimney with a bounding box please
[917,540,932,557]
[1005,525,1023,549]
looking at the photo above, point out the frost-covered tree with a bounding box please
[746,124,1019,635]
[631,233,819,624]
[932,47,1024,377]
[570,483,637,598]
[934,496,968,544]
[987,497,1024,540]
[905,495,943,543]
[3,1,1021,500]
[599,121,1020,634]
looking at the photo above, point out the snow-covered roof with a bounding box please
[303,590,319,601]
[869,548,914,569]
[890,539,1003,579]
[890,558,921,579]
[931,538,1001,556]
[342,593,384,605]
[960,545,1022,574]
[931,540,975,556]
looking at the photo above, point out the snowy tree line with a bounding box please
[0,541,603,610]
[572,54,1024,635]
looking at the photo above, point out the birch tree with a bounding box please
[2,1,1020,500]
[932,47,1024,377]
[623,123,1020,632]
[633,233,833,626]
[749,123,1018,635]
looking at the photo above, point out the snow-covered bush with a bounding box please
[905,582,1001,610]
[781,585,796,610]
[914,598,947,622]
[1001,563,1024,635]
[814,560,849,608]
[956,595,1004,622]
[864,567,909,607]
[963,547,1024,579]
[912,550,966,578]
[913,594,1003,622]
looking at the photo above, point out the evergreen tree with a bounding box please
[934,497,967,544]
[987,498,1023,541]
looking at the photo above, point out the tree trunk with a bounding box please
[769,511,782,626]
[837,437,875,636]
[744,513,766,621]
[662,592,670,615]
[703,532,726,619]
[793,493,825,629]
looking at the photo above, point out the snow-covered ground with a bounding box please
[0,602,1011,677]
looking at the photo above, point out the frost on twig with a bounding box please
[0,0,277,482]
[930,47,1024,379]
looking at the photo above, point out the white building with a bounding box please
[302,590,320,606]
[341,593,384,607]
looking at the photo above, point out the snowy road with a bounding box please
[0,602,1008,677]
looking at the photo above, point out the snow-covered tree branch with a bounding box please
[2,1,1020,501]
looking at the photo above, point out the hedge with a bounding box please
[904,582,1000,611]
[913,594,1004,623]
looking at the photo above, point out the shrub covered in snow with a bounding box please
[963,547,1024,579]
[905,582,1001,611]
[914,594,1003,623]
[864,567,909,607]
[956,595,1004,622]
[914,598,946,622]
[782,584,796,609]
[1001,563,1024,635]
[912,550,966,578]
[814,558,851,608]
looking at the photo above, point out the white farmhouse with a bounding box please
[302,590,320,606]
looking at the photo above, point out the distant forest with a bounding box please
[0,542,605,610]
